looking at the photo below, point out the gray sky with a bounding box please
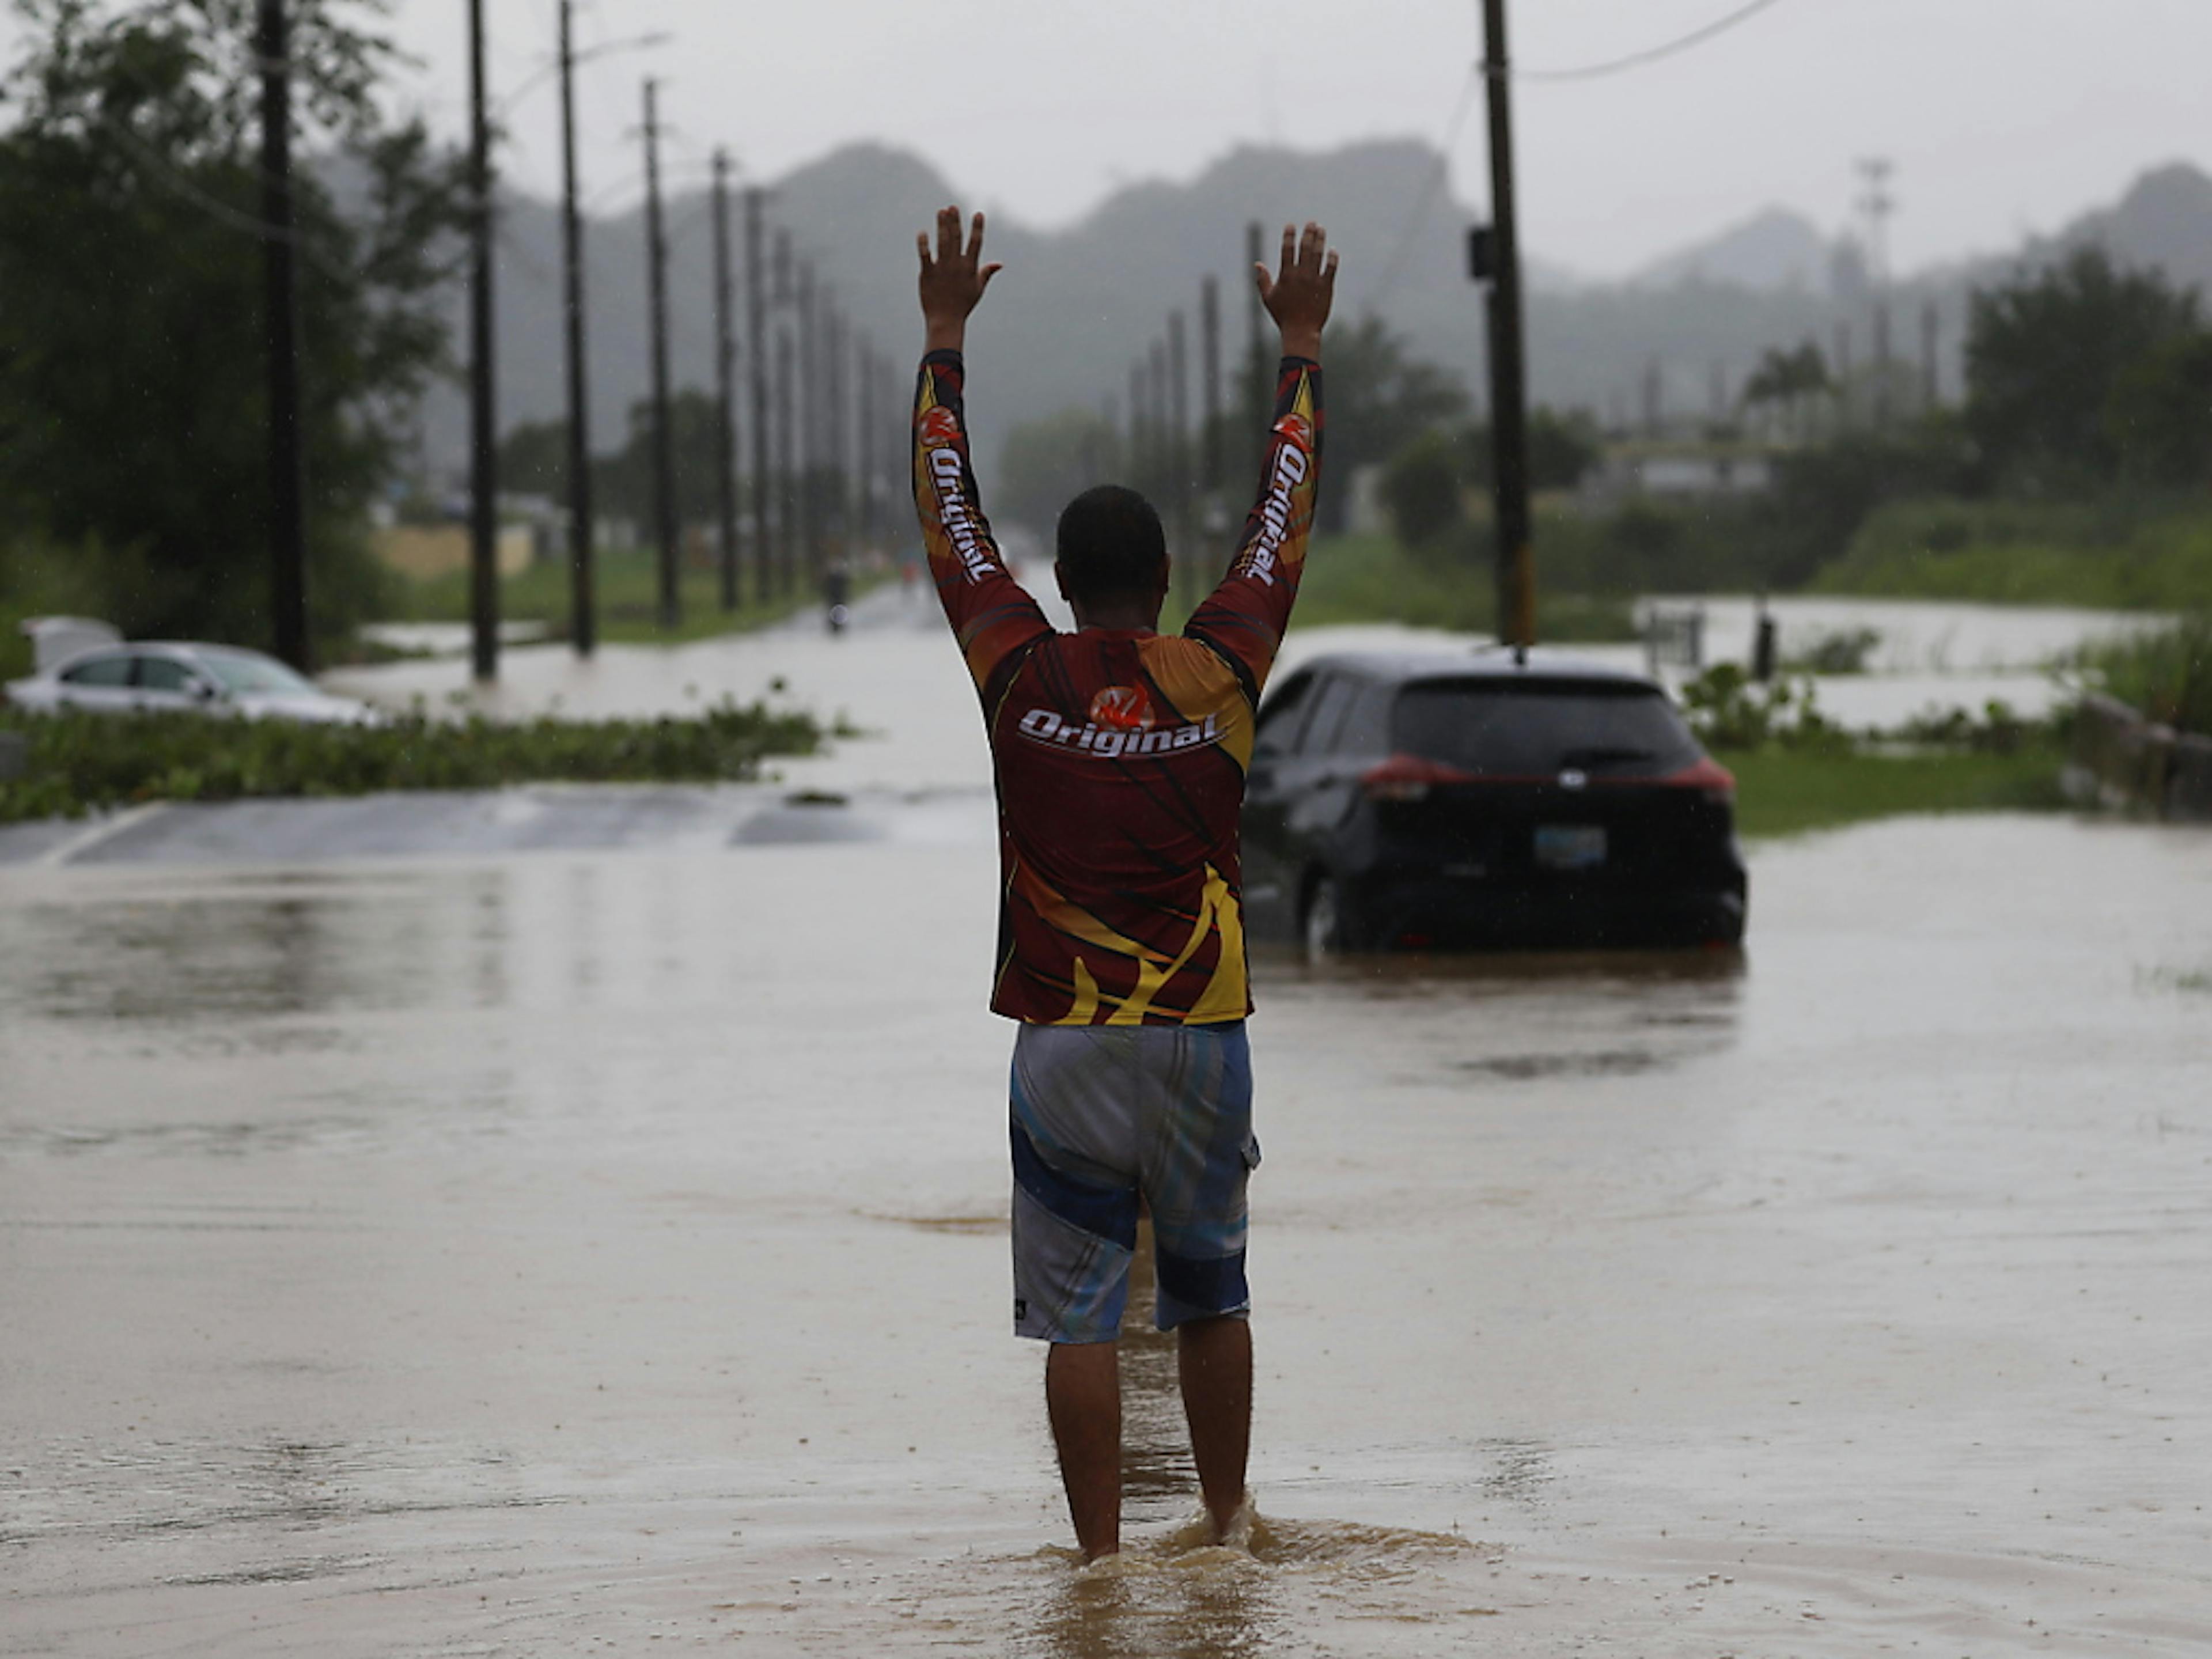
[9,1,2209,278]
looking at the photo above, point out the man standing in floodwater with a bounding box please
[911,204,1336,1559]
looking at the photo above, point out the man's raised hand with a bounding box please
[1255,222,1338,361]
[917,206,1002,355]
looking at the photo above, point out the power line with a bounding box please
[1515,0,1790,82]
[1361,0,1795,308]
[1361,70,1482,310]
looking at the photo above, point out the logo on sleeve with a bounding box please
[1273,412,1315,453]
[1089,685,1155,731]
[919,406,961,446]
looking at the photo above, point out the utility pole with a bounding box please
[774,318,795,597]
[1128,359,1147,496]
[827,303,849,558]
[1921,299,1941,411]
[1168,309,1192,611]
[744,189,771,606]
[1857,157,1896,426]
[257,0,309,671]
[642,79,679,630]
[1474,0,1534,649]
[1200,275,1224,496]
[855,336,874,551]
[1148,339,1168,513]
[712,148,741,612]
[1245,221,1267,482]
[466,0,500,680]
[556,0,594,657]
[796,260,818,587]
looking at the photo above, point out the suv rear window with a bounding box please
[1393,679,1702,778]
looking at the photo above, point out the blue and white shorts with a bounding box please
[1009,1020,1259,1344]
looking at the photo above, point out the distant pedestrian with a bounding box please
[910,205,1336,1559]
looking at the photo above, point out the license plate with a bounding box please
[1533,824,1607,870]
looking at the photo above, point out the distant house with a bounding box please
[1579,444,1775,509]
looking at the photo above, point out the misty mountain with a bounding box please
[2016,161,2212,297]
[1630,206,1835,293]
[420,145,2212,482]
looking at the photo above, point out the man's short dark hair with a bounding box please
[1056,485,1166,605]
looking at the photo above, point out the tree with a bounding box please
[1964,247,2202,493]
[1460,407,1603,494]
[2104,332,2212,493]
[996,407,1123,533]
[1380,428,1461,550]
[1238,315,1466,532]
[1741,342,1831,442]
[598,389,748,539]
[498,416,569,501]
[0,0,467,646]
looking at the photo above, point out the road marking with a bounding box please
[35,802,169,868]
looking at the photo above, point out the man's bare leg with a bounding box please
[1177,1314,1252,1540]
[1045,1340,1120,1560]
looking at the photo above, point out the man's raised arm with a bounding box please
[910,206,1049,700]
[1185,222,1339,701]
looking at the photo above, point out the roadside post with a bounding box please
[1471,0,1535,651]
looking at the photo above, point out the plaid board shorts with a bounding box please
[1009,1019,1260,1344]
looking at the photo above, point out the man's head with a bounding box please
[1055,485,1169,625]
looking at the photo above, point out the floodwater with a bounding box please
[323,581,2166,751]
[9,590,2212,1653]
[5,805,2211,1655]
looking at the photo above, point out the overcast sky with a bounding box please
[8,0,2208,278]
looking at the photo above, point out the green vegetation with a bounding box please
[0,700,830,826]
[1814,495,2212,609]
[2075,613,2212,736]
[0,0,464,654]
[1965,247,2212,495]
[1726,745,2071,840]
[1291,532,1634,641]
[1673,663,2069,838]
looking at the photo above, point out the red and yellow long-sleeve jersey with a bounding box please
[914,348,1322,1025]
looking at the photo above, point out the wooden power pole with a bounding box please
[557,0,595,656]
[712,149,740,612]
[466,0,500,680]
[642,79,679,631]
[1478,0,1535,649]
[744,189,771,606]
[257,0,309,671]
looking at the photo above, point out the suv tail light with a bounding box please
[1658,755,1736,806]
[1360,753,1479,802]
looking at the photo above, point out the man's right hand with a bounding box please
[1256,222,1338,362]
[917,204,1002,357]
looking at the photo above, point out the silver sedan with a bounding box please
[4,642,382,726]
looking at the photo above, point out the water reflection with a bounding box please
[1,868,516,1024]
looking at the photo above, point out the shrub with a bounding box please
[0,700,827,824]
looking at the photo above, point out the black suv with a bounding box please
[1242,649,1747,950]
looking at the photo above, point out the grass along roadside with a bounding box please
[1287,532,1637,642]
[1723,743,2071,840]
[0,701,831,825]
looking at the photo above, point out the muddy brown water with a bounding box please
[3,813,2210,1655]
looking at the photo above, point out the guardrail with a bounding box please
[2064,692,2212,821]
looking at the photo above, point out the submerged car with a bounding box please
[1242,648,1747,950]
[3,639,381,726]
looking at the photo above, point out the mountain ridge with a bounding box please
[421,145,2212,478]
